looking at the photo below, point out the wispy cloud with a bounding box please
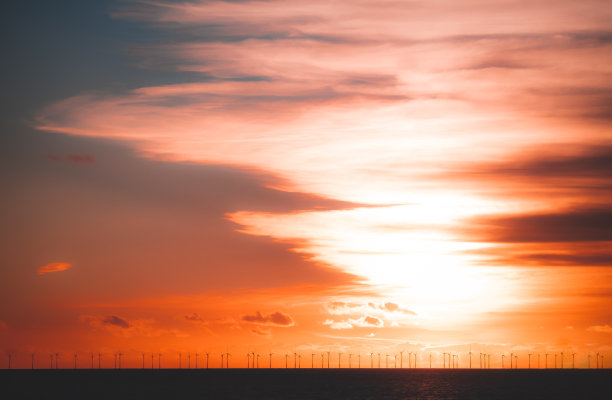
[37,262,72,275]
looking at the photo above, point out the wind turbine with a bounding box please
[221,353,224,368]
[502,354,505,369]
[195,352,199,369]
[311,353,315,368]
[285,354,288,368]
[115,353,118,369]
[74,352,78,369]
[538,353,540,369]
[152,353,154,369]
[50,354,54,369]
[510,353,514,369]
[226,352,230,368]
[118,352,123,369]
[588,353,591,368]
[321,353,324,368]
[528,354,532,369]
[257,353,260,369]
[596,352,599,368]
[414,352,417,369]
[400,351,403,368]
[469,351,472,368]
[158,353,162,369]
[443,352,448,368]
[55,353,59,369]
[32,353,35,369]
[377,353,381,368]
[179,352,182,369]
[338,352,342,368]
[349,353,353,369]
[514,355,518,369]
[572,353,575,368]
[369,352,374,368]
[246,353,250,368]
[545,353,549,369]
[294,352,297,369]
[7,353,12,369]
[298,353,302,368]
[206,352,209,369]
[269,352,273,368]
[554,353,557,369]
[188,352,191,369]
[358,353,361,368]
[327,351,331,368]
[142,353,145,369]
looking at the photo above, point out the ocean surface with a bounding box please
[1,369,609,399]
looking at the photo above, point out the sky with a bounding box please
[1,0,611,369]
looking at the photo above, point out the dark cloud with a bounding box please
[101,315,130,329]
[465,207,612,243]
[46,154,96,164]
[184,313,204,322]
[242,311,294,326]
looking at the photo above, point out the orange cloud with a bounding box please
[37,262,72,275]
[587,324,612,333]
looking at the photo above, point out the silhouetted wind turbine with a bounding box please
[74,352,78,369]
[358,353,361,368]
[321,353,324,368]
[142,353,145,369]
[221,353,224,368]
[510,353,514,369]
[538,353,540,369]
[188,352,191,369]
[369,352,374,368]
[429,353,432,369]
[55,353,59,369]
[257,353,260,368]
[269,352,273,368]
[596,352,599,368]
[588,353,591,368]
[349,353,353,368]
[545,353,549,369]
[294,352,297,369]
[114,353,118,369]
[195,352,199,369]
[528,354,532,368]
[206,352,209,369]
[246,353,250,368]
[118,352,123,369]
[179,352,182,369]
[400,351,403,368]
[311,353,315,368]
[298,353,302,368]
[152,353,154,369]
[502,354,505,368]
[469,351,472,368]
[158,353,162,369]
[327,351,331,368]
[377,353,381,368]
[226,352,230,368]
[50,354,54,369]
[572,353,575,368]
[7,353,12,369]
[285,354,288,368]
[338,352,342,368]
[91,352,94,369]
[554,353,557,368]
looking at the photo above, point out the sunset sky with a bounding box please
[1,0,611,369]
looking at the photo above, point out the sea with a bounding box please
[1,369,609,399]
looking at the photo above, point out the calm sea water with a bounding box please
[1,369,609,399]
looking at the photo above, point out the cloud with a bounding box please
[369,302,417,315]
[586,324,612,333]
[323,315,384,329]
[46,154,96,164]
[37,262,72,275]
[465,208,612,243]
[184,312,204,322]
[101,315,130,329]
[242,311,294,327]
